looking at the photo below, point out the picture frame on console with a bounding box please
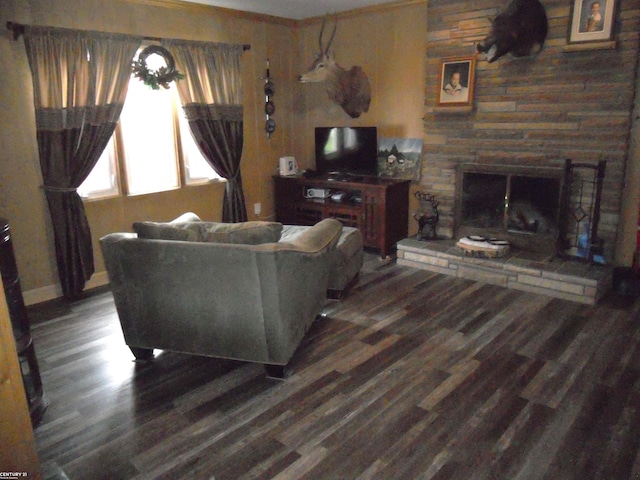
[437,56,475,107]
[569,0,616,44]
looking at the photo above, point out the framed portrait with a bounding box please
[437,56,475,107]
[569,0,617,43]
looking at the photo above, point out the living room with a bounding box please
[1,0,640,476]
[1,0,639,304]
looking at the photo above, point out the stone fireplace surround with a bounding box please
[412,0,640,303]
[398,161,611,305]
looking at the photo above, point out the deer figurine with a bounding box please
[299,16,371,118]
[414,192,439,240]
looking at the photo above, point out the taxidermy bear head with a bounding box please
[476,0,548,63]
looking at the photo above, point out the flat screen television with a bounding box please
[314,126,378,177]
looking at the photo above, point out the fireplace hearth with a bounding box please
[397,237,612,304]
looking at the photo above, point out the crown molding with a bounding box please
[123,0,298,26]
[297,0,427,26]
[124,0,427,27]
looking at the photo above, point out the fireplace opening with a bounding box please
[455,165,564,254]
[507,176,561,236]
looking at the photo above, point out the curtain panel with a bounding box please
[24,26,142,298]
[161,39,247,222]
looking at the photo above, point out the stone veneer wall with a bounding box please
[422,0,640,261]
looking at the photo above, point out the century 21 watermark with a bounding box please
[0,473,28,479]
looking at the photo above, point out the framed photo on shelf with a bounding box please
[437,56,475,107]
[569,0,616,43]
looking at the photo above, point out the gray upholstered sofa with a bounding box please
[100,214,343,377]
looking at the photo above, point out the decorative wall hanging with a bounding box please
[476,0,548,63]
[377,138,423,183]
[132,45,184,90]
[437,56,475,107]
[569,0,617,44]
[299,15,371,119]
[264,59,276,138]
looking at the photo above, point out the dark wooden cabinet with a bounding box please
[1,219,47,426]
[273,175,410,257]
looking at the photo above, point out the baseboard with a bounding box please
[23,271,110,306]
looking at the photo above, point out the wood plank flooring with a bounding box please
[28,254,640,479]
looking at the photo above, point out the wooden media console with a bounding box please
[273,174,410,258]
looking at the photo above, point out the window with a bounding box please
[178,110,220,184]
[80,51,220,199]
[77,136,119,198]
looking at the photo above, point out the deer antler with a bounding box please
[318,16,327,53]
[318,14,338,55]
[324,15,338,53]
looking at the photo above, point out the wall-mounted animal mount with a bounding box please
[299,16,371,118]
[476,0,548,63]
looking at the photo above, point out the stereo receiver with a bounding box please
[303,187,331,199]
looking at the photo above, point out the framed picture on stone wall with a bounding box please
[437,56,475,107]
[569,0,617,43]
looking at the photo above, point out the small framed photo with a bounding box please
[437,56,476,107]
[569,0,616,43]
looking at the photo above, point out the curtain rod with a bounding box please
[6,21,251,51]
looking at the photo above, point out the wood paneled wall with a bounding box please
[422,0,640,262]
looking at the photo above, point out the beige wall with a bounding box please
[616,50,640,266]
[293,5,428,163]
[293,4,429,234]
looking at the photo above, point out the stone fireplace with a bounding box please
[397,160,611,304]
[417,0,638,271]
[400,0,638,304]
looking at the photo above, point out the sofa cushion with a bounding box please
[132,212,202,241]
[133,216,283,245]
[198,221,283,244]
[269,219,342,253]
[170,212,202,223]
[133,221,200,241]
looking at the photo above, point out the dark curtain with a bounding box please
[161,39,247,222]
[23,26,141,298]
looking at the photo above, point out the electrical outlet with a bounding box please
[254,203,262,215]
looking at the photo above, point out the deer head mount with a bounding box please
[299,16,371,118]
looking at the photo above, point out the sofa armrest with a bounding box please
[253,218,343,253]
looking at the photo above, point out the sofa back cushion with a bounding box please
[197,221,283,244]
[133,221,200,241]
[133,213,283,245]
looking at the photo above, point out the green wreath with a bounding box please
[132,45,185,90]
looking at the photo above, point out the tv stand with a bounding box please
[273,174,410,258]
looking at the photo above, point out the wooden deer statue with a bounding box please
[299,16,371,118]
[414,192,439,240]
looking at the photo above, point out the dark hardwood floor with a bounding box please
[27,253,640,479]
